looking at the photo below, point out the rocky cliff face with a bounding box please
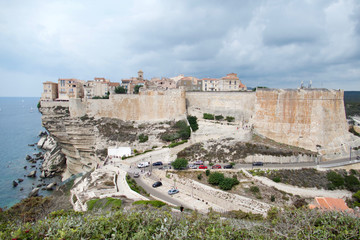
[40,104,173,179]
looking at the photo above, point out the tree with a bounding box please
[171,158,188,170]
[115,86,127,94]
[133,85,143,94]
[208,172,224,185]
[187,115,198,132]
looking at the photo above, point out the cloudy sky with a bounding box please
[0,0,359,97]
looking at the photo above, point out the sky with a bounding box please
[0,0,359,97]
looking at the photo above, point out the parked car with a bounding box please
[199,165,207,169]
[133,172,140,178]
[252,162,264,166]
[137,162,150,168]
[152,181,162,188]
[223,164,233,169]
[168,188,179,195]
[212,165,222,169]
[194,160,204,165]
[188,164,197,169]
[152,161,163,166]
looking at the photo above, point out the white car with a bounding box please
[137,162,150,168]
[168,189,179,195]
[188,164,197,169]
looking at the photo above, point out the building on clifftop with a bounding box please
[41,81,58,101]
[58,78,85,100]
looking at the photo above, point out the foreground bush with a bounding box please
[1,208,359,239]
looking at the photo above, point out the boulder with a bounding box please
[37,136,47,148]
[27,170,36,178]
[12,181,18,187]
[28,144,35,147]
[28,188,40,197]
[42,137,56,150]
[20,188,24,191]
[24,166,27,169]
[18,178,24,182]
[38,131,47,137]
[25,155,32,161]
[40,171,46,178]
[46,182,56,190]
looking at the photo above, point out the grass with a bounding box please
[87,197,122,211]
[126,174,149,196]
[132,200,166,208]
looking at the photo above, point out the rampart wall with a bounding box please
[70,89,187,122]
[186,91,256,123]
[253,89,350,152]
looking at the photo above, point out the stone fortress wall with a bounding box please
[69,89,187,122]
[253,89,352,154]
[186,91,256,123]
[43,88,358,158]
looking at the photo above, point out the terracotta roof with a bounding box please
[108,82,120,87]
[310,197,352,212]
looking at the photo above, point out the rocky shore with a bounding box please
[11,131,64,199]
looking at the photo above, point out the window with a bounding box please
[229,81,231,85]
[44,90,47,93]
[60,80,65,87]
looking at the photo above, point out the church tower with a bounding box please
[138,70,144,80]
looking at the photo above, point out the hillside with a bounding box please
[344,91,360,117]
[0,204,359,239]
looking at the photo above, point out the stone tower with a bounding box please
[138,70,144,80]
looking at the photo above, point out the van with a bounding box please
[137,162,150,168]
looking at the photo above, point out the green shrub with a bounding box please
[219,177,239,190]
[171,158,188,170]
[187,115,199,131]
[203,113,215,120]
[344,174,360,192]
[352,190,360,202]
[161,133,180,142]
[205,169,210,176]
[272,176,281,183]
[226,116,235,122]
[215,115,224,120]
[37,101,41,109]
[250,186,260,193]
[327,171,344,188]
[167,140,187,148]
[197,174,203,180]
[138,134,148,143]
[133,200,166,208]
[115,86,127,94]
[208,172,225,185]
[271,195,275,202]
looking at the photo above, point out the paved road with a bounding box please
[132,171,184,207]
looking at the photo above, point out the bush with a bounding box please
[272,176,281,183]
[208,172,225,185]
[215,115,224,120]
[327,171,344,188]
[115,86,127,94]
[219,177,239,190]
[205,169,211,176]
[133,85,143,94]
[37,101,41,109]
[133,200,166,208]
[138,134,148,143]
[197,174,203,180]
[167,140,187,148]
[344,174,360,192]
[171,158,188,170]
[226,116,235,122]
[203,113,215,120]
[187,115,199,132]
[271,195,275,202]
[250,186,260,193]
[293,198,307,208]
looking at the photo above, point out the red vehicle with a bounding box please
[211,165,222,169]
[199,165,207,169]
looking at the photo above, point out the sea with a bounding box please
[0,97,59,209]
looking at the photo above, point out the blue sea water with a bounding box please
[0,97,57,208]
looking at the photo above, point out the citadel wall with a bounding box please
[186,91,256,123]
[253,89,350,153]
[70,89,187,122]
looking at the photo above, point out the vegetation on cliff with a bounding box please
[1,205,359,239]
